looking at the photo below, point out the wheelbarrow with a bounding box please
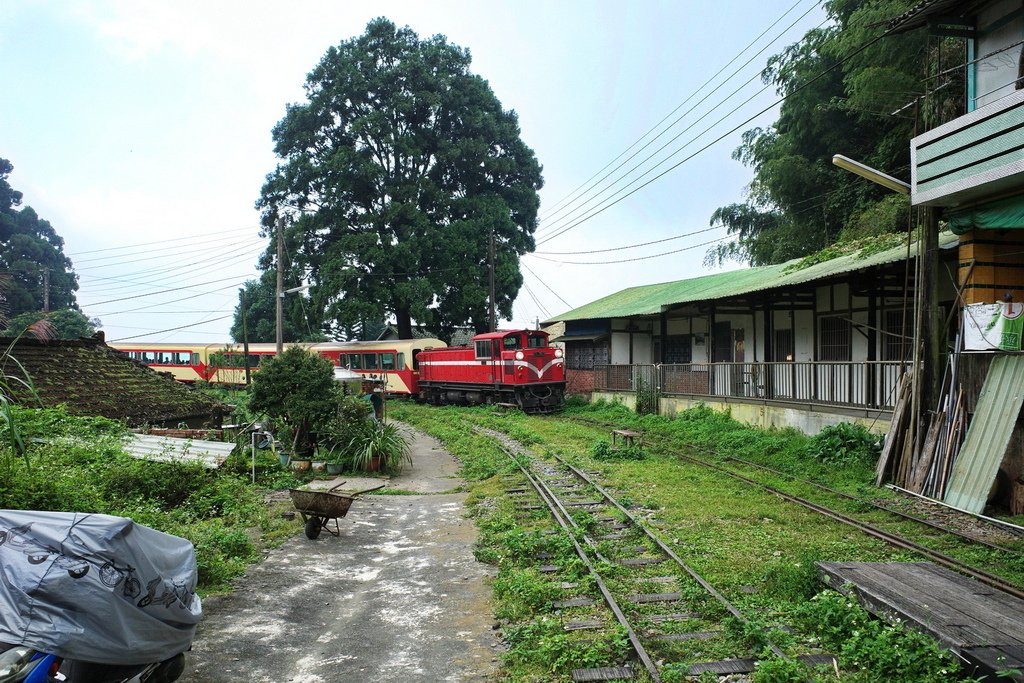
[289,482,386,539]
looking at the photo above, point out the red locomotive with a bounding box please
[416,329,565,413]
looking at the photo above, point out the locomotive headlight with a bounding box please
[554,349,563,358]
[515,351,525,360]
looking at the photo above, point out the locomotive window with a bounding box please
[475,341,492,359]
[396,352,405,370]
[362,353,379,370]
[380,353,396,371]
[527,335,545,348]
[504,336,521,351]
[348,354,362,370]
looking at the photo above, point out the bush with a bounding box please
[805,423,881,465]
[590,440,646,461]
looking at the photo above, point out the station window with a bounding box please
[475,340,492,359]
[381,353,396,371]
[362,353,379,370]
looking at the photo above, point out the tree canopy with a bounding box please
[249,18,543,341]
[3,309,98,340]
[707,0,963,266]
[0,158,79,316]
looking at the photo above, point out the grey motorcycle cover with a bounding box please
[0,510,202,664]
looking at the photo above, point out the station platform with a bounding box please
[818,561,1024,680]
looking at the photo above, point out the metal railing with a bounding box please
[594,361,905,411]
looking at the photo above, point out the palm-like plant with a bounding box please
[349,422,411,474]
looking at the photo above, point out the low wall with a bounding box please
[566,369,595,396]
[591,392,891,436]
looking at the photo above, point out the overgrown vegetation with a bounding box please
[0,405,295,592]
[390,399,1015,682]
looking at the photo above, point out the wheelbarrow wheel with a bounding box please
[304,517,323,540]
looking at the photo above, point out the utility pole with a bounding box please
[42,269,50,312]
[240,287,251,386]
[488,230,496,333]
[275,216,285,355]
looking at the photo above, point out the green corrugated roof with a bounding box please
[544,232,958,323]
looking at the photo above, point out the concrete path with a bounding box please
[186,426,499,683]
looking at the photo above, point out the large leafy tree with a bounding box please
[0,159,79,315]
[251,18,543,341]
[708,0,962,266]
[3,309,98,340]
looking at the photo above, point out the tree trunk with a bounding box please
[395,308,413,340]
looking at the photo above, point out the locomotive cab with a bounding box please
[416,329,566,412]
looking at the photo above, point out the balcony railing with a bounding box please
[593,361,906,411]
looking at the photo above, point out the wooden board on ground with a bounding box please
[818,561,1024,680]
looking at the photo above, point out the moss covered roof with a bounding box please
[545,231,958,323]
[0,335,225,426]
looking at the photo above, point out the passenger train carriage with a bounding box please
[416,329,565,413]
[113,330,565,411]
[112,339,446,395]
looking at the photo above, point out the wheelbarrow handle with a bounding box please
[327,482,348,493]
[352,484,386,496]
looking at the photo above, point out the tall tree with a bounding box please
[707,0,961,266]
[0,158,79,315]
[252,18,543,340]
[3,309,98,340]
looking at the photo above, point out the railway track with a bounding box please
[559,415,1024,600]
[484,428,836,681]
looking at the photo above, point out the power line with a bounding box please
[73,231,264,266]
[530,236,728,265]
[533,226,719,255]
[78,246,263,295]
[67,226,258,257]
[521,262,572,309]
[538,0,818,227]
[90,282,249,316]
[521,281,551,319]
[108,314,234,342]
[536,26,893,247]
[82,274,250,307]
[537,2,823,236]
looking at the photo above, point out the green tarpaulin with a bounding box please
[947,194,1024,234]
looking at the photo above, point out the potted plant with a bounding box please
[349,422,411,474]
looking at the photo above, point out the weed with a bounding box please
[805,423,881,465]
[591,440,646,461]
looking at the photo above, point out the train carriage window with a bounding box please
[142,352,157,363]
[411,349,421,369]
[174,352,192,365]
[191,353,200,366]
[248,354,261,368]
[362,353,378,370]
[475,341,492,359]
[348,354,362,370]
[527,335,545,348]
[380,353,396,371]
[397,352,405,370]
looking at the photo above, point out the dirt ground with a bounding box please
[185,426,500,683]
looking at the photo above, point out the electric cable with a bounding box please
[108,314,234,342]
[530,236,728,265]
[533,225,720,255]
[71,229,261,265]
[67,225,256,257]
[539,0,819,226]
[536,27,894,246]
[521,262,573,309]
[81,275,251,307]
[537,4,825,237]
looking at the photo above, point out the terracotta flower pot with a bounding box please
[290,459,311,472]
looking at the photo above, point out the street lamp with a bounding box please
[831,154,910,194]
[276,284,312,354]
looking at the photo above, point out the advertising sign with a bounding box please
[964,302,1024,351]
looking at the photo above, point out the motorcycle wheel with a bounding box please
[304,518,322,540]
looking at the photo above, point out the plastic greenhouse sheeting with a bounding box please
[948,194,1024,234]
[0,510,201,665]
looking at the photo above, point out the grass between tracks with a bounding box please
[392,399,1022,683]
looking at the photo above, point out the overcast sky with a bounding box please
[0,0,827,344]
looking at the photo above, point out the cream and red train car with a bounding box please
[415,330,565,412]
[111,339,446,395]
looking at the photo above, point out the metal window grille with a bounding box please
[819,316,851,361]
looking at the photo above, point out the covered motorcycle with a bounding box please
[0,511,202,665]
